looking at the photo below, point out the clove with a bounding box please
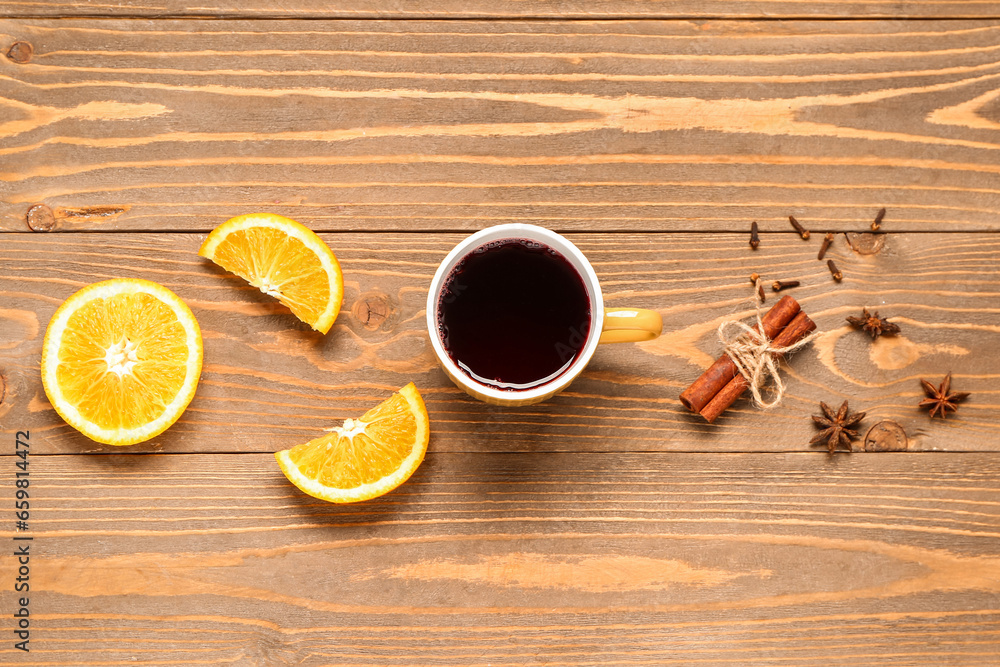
[749,221,760,250]
[772,280,800,292]
[789,216,810,240]
[749,273,765,302]
[871,208,886,232]
[818,232,834,260]
[827,259,843,282]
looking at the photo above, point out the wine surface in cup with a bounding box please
[437,238,591,391]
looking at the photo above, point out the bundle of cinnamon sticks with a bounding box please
[679,296,816,423]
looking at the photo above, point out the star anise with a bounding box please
[810,401,866,454]
[918,373,969,419]
[846,307,900,340]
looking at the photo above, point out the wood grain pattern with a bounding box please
[2,0,999,20]
[2,10,998,664]
[4,20,1000,232]
[1,452,998,665]
[1,232,996,455]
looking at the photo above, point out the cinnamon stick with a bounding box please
[698,311,817,423]
[679,296,801,414]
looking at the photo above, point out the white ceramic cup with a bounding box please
[426,224,662,406]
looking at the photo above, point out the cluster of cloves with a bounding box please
[748,209,886,289]
[785,214,845,282]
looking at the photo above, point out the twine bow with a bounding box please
[717,279,819,410]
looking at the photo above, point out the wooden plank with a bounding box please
[1,231,995,454]
[1,451,998,665]
[2,0,999,20]
[4,19,1000,232]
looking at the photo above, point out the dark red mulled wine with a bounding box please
[437,238,591,391]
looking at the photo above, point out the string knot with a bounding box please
[717,279,817,410]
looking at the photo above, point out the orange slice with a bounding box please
[198,213,343,334]
[275,383,430,503]
[40,279,203,446]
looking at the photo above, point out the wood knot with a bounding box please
[26,204,56,232]
[6,41,33,64]
[844,232,886,256]
[351,292,396,331]
[864,420,908,452]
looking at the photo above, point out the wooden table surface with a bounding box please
[2,3,1000,665]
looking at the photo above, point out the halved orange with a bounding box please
[275,383,430,503]
[40,279,203,446]
[198,213,343,334]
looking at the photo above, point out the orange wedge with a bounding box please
[275,383,429,503]
[199,213,343,334]
[40,279,203,446]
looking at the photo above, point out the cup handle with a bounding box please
[599,308,662,344]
